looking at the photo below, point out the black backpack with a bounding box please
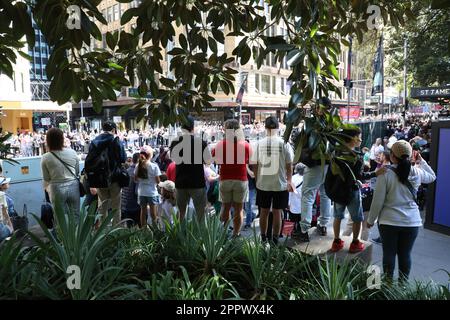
[84,140,113,188]
[324,159,356,206]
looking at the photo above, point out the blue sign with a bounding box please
[434,128,450,228]
[128,88,152,99]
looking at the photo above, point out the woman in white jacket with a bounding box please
[367,140,436,282]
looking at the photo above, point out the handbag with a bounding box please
[116,165,131,188]
[41,199,54,229]
[51,152,86,197]
[11,204,29,237]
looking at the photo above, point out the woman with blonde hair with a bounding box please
[134,146,161,228]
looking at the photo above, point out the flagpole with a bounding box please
[346,36,353,123]
[381,32,384,119]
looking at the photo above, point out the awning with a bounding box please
[0,100,72,111]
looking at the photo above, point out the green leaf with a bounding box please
[208,36,217,54]
[121,8,139,25]
[310,24,319,38]
[179,33,188,50]
[240,45,251,65]
[328,64,339,79]
[106,32,116,50]
[107,62,124,70]
[211,28,224,44]
[160,77,175,88]
[431,0,450,9]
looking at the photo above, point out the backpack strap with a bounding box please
[387,166,418,204]
[50,152,79,180]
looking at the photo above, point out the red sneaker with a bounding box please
[331,239,344,252]
[349,240,365,253]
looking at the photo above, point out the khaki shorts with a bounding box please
[219,180,248,204]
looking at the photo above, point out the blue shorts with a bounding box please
[139,195,160,206]
[333,189,364,222]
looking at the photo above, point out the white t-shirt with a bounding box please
[135,161,161,197]
[252,136,294,192]
[289,174,303,214]
[0,192,12,233]
[158,199,177,225]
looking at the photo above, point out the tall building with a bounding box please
[71,0,370,128]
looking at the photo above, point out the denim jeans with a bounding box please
[333,189,364,222]
[244,187,256,226]
[0,223,12,241]
[49,179,80,222]
[300,165,332,232]
[379,225,419,281]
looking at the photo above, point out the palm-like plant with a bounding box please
[27,200,143,299]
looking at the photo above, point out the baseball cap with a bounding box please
[158,180,175,192]
[265,116,279,129]
[391,140,412,159]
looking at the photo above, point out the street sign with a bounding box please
[80,117,86,124]
[339,106,360,119]
[113,116,122,123]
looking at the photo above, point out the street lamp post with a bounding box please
[346,36,353,123]
[403,36,408,126]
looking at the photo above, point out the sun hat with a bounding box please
[158,180,175,192]
[391,140,412,159]
[0,177,11,185]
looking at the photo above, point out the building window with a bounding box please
[272,76,276,94]
[255,73,260,92]
[261,74,270,93]
[21,73,25,93]
[107,7,113,23]
[102,33,106,49]
[281,78,285,94]
[102,9,106,20]
[13,72,16,91]
[271,53,277,67]
[286,80,292,94]
[113,4,119,21]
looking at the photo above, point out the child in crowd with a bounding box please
[157,180,177,229]
[0,177,13,241]
[289,163,306,237]
[135,146,161,228]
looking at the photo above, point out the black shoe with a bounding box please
[292,230,309,242]
[317,225,327,236]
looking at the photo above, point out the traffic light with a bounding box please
[343,79,353,88]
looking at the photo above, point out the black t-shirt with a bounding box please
[170,135,208,189]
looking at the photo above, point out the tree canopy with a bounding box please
[1,0,448,164]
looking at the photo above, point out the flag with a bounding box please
[371,35,384,96]
[236,73,248,104]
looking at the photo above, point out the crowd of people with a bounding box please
[0,108,438,283]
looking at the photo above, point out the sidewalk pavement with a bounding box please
[241,217,450,285]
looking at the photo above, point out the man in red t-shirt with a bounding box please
[212,119,251,237]
[166,160,176,182]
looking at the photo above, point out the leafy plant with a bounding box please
[26,200,143,299]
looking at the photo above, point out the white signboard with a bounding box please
[113,116,122,123]
[79,117,86,124]
[41,118,51,126]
